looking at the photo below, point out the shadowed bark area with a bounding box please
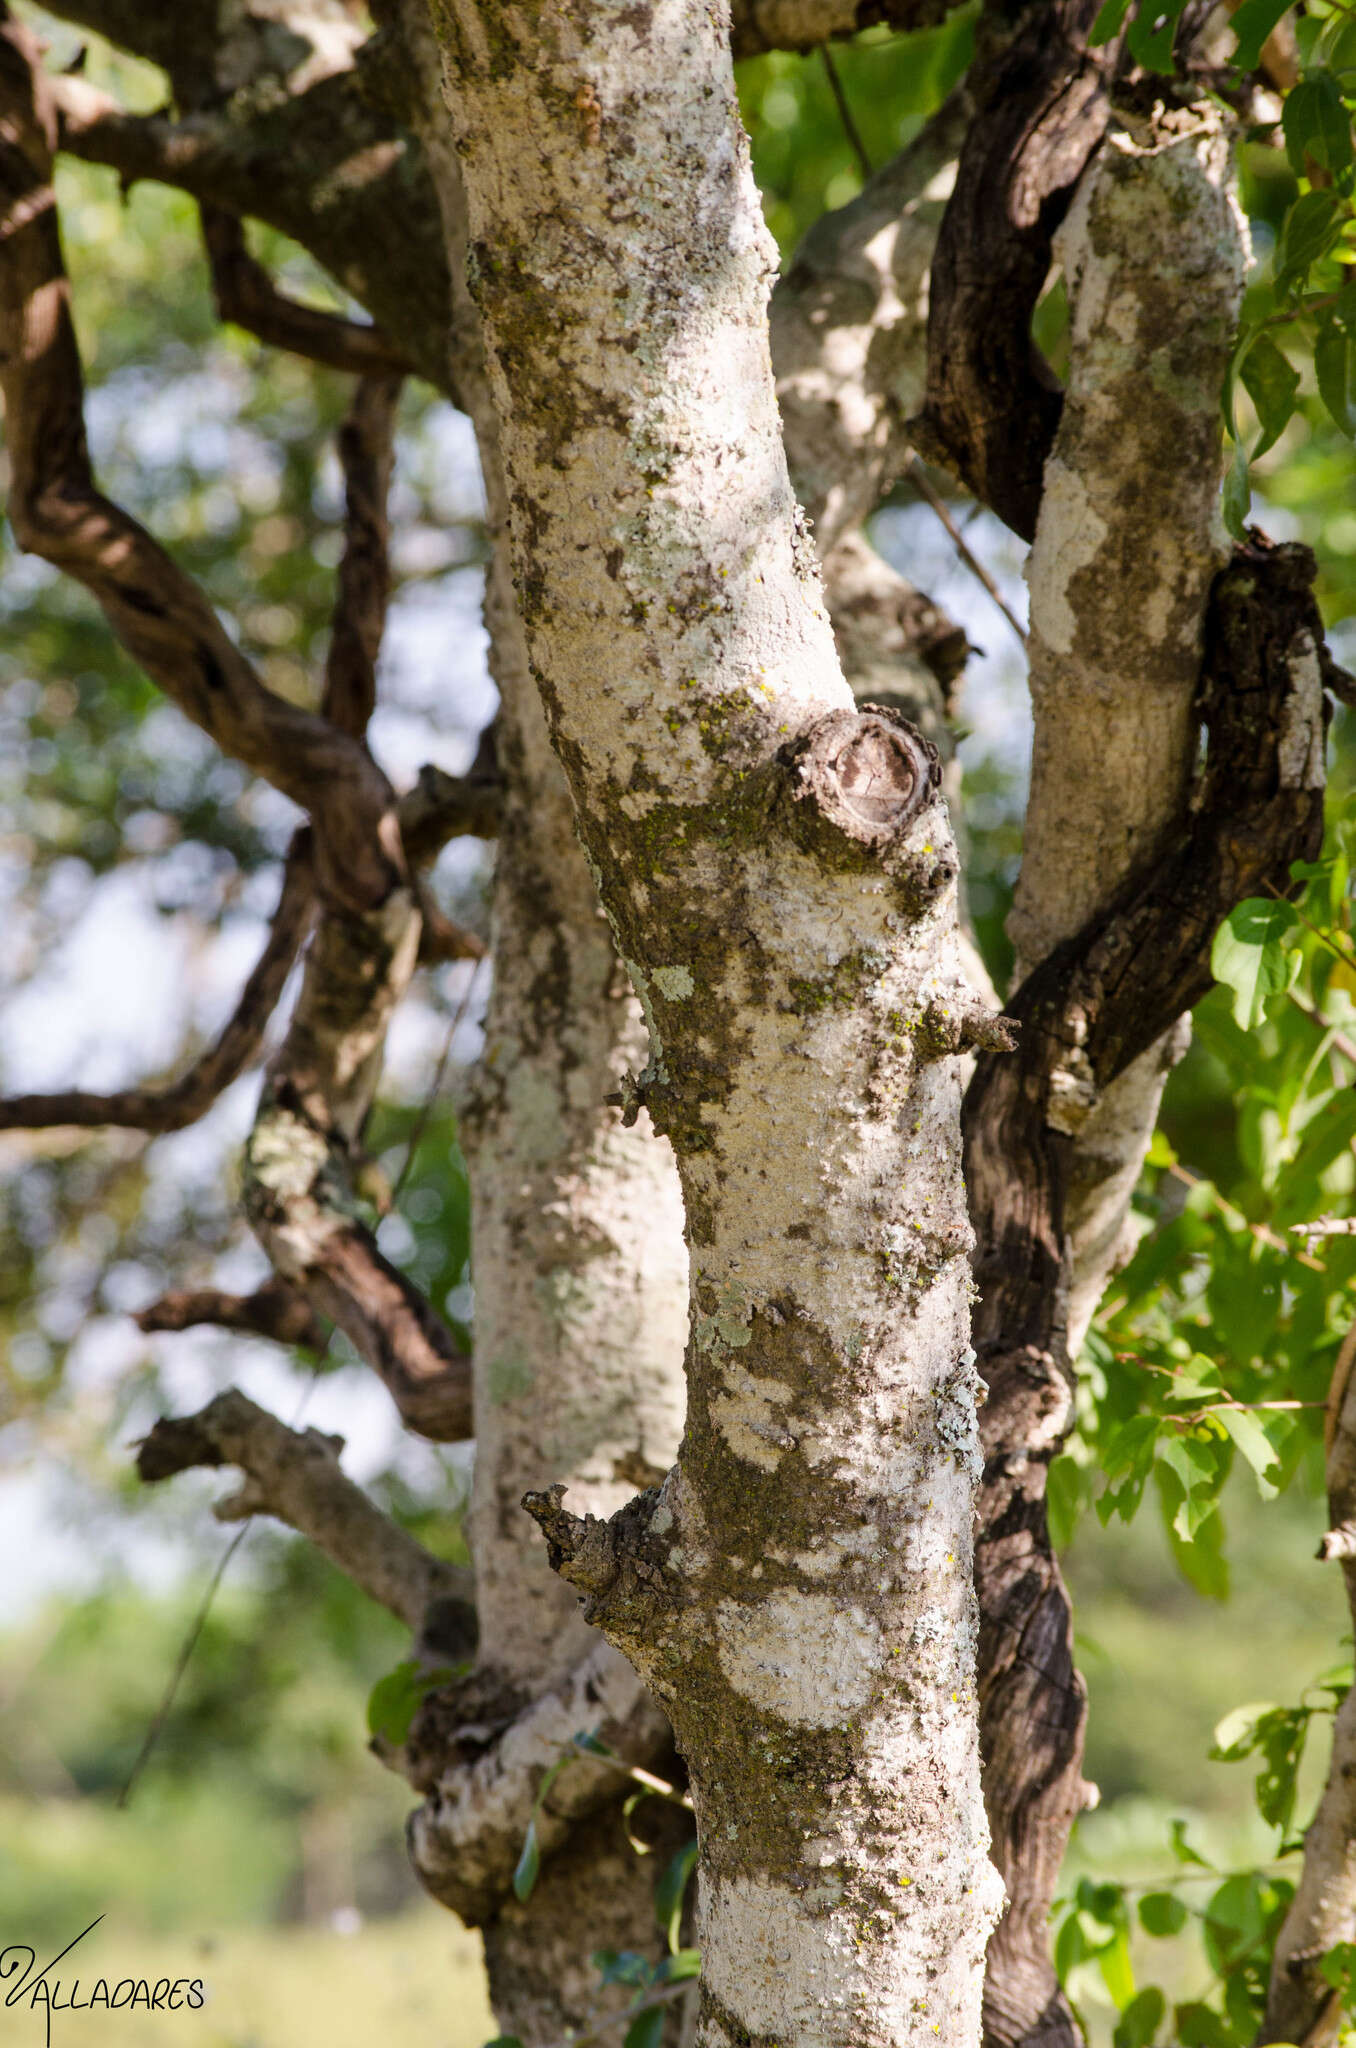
[968,538,1335,2048]
[912,0,1112,540]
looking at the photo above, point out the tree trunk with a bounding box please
[430,6,1008,2041]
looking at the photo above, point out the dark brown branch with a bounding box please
[396,737,503,866]
[729,0,968,57]
[324,371,403,738]
[969,537,1334,2048]
[0,836,315,1135]
[200,205,414,380]
[0,18,403,914]
[136,1276,328,1353]
[912,0,1113,540]
[136,1386,475,1640]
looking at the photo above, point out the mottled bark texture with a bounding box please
[431,7,1007,2044]
[1260,1321,1356,2047]
[384,13,695,2036]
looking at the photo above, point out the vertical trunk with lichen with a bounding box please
[429,5,1006,2042]
[384,16,695,2037]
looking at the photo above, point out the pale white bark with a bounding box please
[1012,105,1246,974]
[1010,104,1247,1347]
[430,6,1005,2042]
[772,92,966,553]
[390,16,693,2036]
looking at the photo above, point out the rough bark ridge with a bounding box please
[432,6,1009,2042]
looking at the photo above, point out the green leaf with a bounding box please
[1230,0,1295,72]
[1274,189,1343,302]
[1114,1986,1167,2048]
[1240,335,1300,458]
[1210,899,1298,1029]
[1319,1940,1356,1992]
[655,1949,702,1985]
[1089,0,1134,43]
[1282,71,1353,176]
[1315,318,1356,439]
[1098,1929,1137,2011]
[1213,1405,1282,1499]
[624,2006,668,2048]
[482,2037,526,2047]
[1170,1818,1213,1868]
[513,1817,541,1902]
[1222,437,1251,541]
[1174,2000,1233,2047]
[1128,0,1190,71]
[1046,1453,1083,1552]
[365,1659,463,1745]
[1210,1700,1277,1761]
[655,1837,699,1954]
[1138,1891,1189,1937]
[593,1950,656,1987]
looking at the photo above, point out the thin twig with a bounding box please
[818,44,872,184]
[116,1521,253,1807]
[561,1737,696,1811]
[1286,988,1356,1070]
[1167,1160,1326,1271]
[905,457,1028,648]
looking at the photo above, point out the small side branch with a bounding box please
[1261,1321,1356,2045]
[0,835,314,1135]
[136,1275,327,1354]
[200,205,414,380]
[136,1387,474,1637]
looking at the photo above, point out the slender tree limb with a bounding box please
[770,86,969,554]
[1256,1345,1356,2043]
[200,204,414,379]
[0,16,404,914]
[0,835,314,1134]
[968,536,1334,2048]
[135,1276,328,1353]
[912,0,1113,540]
[324,370,403,738]
[136,1386,475,1638]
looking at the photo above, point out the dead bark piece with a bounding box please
[728,0,968,56]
